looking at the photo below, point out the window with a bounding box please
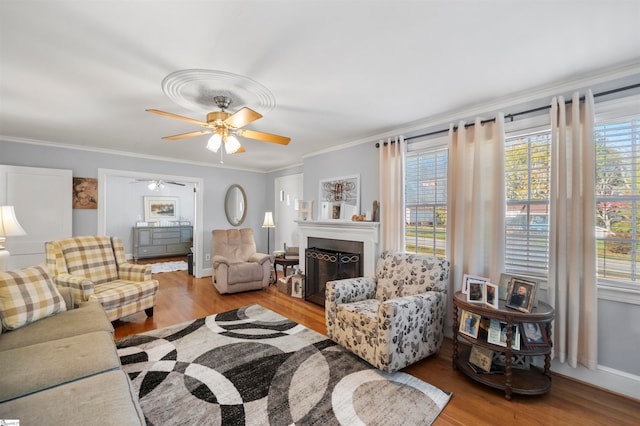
[504,131,551,276]
[595,116,640,286]
[405,147,447,256]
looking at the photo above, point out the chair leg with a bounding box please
[145,307,154,317]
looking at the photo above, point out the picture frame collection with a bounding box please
[460,272,546,375]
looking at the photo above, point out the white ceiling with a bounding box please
[1,1,639,172]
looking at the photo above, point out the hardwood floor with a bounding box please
[114,258,639,425]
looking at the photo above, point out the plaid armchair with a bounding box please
[45,236,159,321]
[326,251,449,372]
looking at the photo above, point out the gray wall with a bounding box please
[301,143,379,219]
[0,139,268,269]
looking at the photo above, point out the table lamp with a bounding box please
[0,205,27,271]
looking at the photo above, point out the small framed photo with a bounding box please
[468,345,494,373]
[462,274,490,294]
[498,273,514,300]
[506,277,537,313]
[487,319,521,350]
[459,310,482,339]
[520,322,549,348]
[484,282,499,309]
[467,280,486,304]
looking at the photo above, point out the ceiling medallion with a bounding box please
[161,69,276,115]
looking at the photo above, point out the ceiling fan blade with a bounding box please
[235,145,246,154]
[237,129,291,145]
[224,107,262,129]
[166,181,186,186]
[147,109,208,126]
[162,130,211,140]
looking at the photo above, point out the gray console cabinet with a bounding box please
[132,226,193,260]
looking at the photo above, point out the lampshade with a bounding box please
[0,206,26,238]
[206,133,222,153]
[225,134,241,154]
[0,206,27,253]
[262,211,275,228]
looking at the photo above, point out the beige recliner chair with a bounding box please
[211,228,272,294]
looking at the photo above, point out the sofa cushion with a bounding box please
[228,262,263,284]
[0,265,67,331]
[58,236,119,285]
[0,369,146,426]
[90,279,159,312]
[0,300,113,352]
[0,330,120,402]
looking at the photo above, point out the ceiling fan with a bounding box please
[147,96,290,155]
[132,179,185,191]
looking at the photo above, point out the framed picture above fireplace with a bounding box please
[318,174,360,220]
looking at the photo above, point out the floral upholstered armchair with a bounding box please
[326,250,450,372]
[45,236,159,321]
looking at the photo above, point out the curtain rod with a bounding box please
[375,82,640,146]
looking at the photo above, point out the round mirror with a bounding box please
[225,184,247,226]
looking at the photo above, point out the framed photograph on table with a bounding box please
[462,274,490,294]
[484,282,499,309]
[144,196,179,222]
[506,277,537,313]
[520,322,548,348]
[459,310,482,339]
[468,345,494,373]
[487,319,521,350]
[467,280,485,304]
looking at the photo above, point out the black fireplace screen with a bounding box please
[305,247,361,306]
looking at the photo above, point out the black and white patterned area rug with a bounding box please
[116,304,451,425]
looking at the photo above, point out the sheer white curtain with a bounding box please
[378,136,405,251]
[446,115,506,292]
[548,91,597,369]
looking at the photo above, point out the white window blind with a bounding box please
[504,131,551,276]
[595,117,640,285]
[405,148,448,256]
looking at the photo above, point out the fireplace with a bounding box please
[305,240,363,306]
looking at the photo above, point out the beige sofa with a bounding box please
[0,265,145,425]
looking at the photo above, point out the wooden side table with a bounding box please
[452,291,554,400]
[274,257,299,278]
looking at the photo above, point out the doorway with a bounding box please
[97,168,205,277]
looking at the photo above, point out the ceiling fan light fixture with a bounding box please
[147,180,165,191]
[225,134,241,154]
[206,133,222,153]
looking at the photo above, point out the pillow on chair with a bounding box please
[0,265,67,331]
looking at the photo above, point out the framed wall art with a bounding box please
[318,174,360,220]
[144,196,179,222]
[72,177,98,209]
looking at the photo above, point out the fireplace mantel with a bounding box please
[296,220,380,276]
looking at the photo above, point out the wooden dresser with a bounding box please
[132,226,193,260]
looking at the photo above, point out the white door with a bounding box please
[274,174,303,252]
[0,165,72,269]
